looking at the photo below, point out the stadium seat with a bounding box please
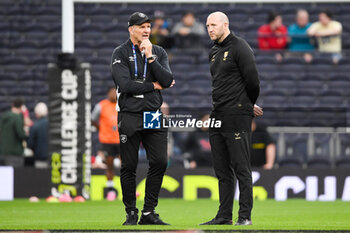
[335,156,350,168]
[307,156,331,168]
[255,56,276,65]
[264,89,291,97]
[319,90,343,97]
[278,157,303,168]
[338,134,350,156]
[170,56,196,65]
[326,81,350,94]
[1,1,349,130]
[284,133,308,161]
[311,57,333,65]
[318,96,345,107]
[290,96,317,108]
[293,89,318,97]
[329,74,350,81]
[282,57,305,65]
[298,80,325,90]
[301,73,326,81]
[259,95,288,108]
[314,134,333,156]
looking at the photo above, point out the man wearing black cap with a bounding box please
[110,12,174,225]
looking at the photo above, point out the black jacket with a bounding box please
[111,39,173,113]
[209,33,260,116]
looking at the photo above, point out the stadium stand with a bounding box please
[1,1,349,167]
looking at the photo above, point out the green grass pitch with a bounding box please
[0,199,349,231]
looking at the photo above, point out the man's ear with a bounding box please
[128,26,134,35]
[224,22,229,29]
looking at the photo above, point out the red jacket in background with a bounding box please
[258,24,287,50]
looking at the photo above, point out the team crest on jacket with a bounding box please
[223,51,228,61]
[120,134,127,143]
[234,133,241,140]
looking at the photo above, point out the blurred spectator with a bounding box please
[288,9,315,51]
[161,102,182,167]
[258,12,288,50]
[91,87,120,201]
[287,9,314,63]
[0,98,27,167]
[150,10,173,49]
[251,120,276,170]
[21,104,33,135]
[28,102,49,168]
[172,11,206,48]
[307,9,342,63]
[183,114,212,169]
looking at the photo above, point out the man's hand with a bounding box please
[153,80,175,90]
[254,104,263,117]
[169,80,175,88]
[263,163,274,170]
[140,39,153,58]
[189,161,197,169]
[153,81,164,90]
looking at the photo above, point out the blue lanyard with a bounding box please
[132,44,148,80]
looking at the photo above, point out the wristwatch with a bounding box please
[147,55,156,62]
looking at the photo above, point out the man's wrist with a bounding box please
[147,55,156,63]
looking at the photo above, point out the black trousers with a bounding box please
[118,112,168,214]
[209,130,253,220]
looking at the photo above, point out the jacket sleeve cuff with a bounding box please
[145,82,154,92]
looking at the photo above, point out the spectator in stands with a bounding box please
[183,113,212,168]
[91,87,120,201]
[28,102,49,168]
[258,11,288,50]
[172,11,206,48]
[0,98,27,167]
[307,9,343,63]
[250,120,276,169]
[21,104,33,136]
[150,10,173,49]
[161,102,182,167]
[287,9,314,63]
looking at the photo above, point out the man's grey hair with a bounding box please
[34,102,48,118]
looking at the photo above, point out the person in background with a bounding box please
[172,11,206,48]
[258,11,288,50]
[28,102,49,168]
[0,98,27,167]
[91,87,120,201]
[307,9,343,63]
[287,9,314,63]
[250,119,276,170]
[183,113,212,169]
[21,104,33,135]
[150,10,173,49]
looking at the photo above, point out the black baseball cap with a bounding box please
[128,12,151,27]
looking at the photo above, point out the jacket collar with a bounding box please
[127,39,140,51]
[216,33,233,47]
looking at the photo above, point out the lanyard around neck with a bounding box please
[132,44,148,80]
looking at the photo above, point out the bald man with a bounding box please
[288,9,314,51]
[200,12,262,226]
